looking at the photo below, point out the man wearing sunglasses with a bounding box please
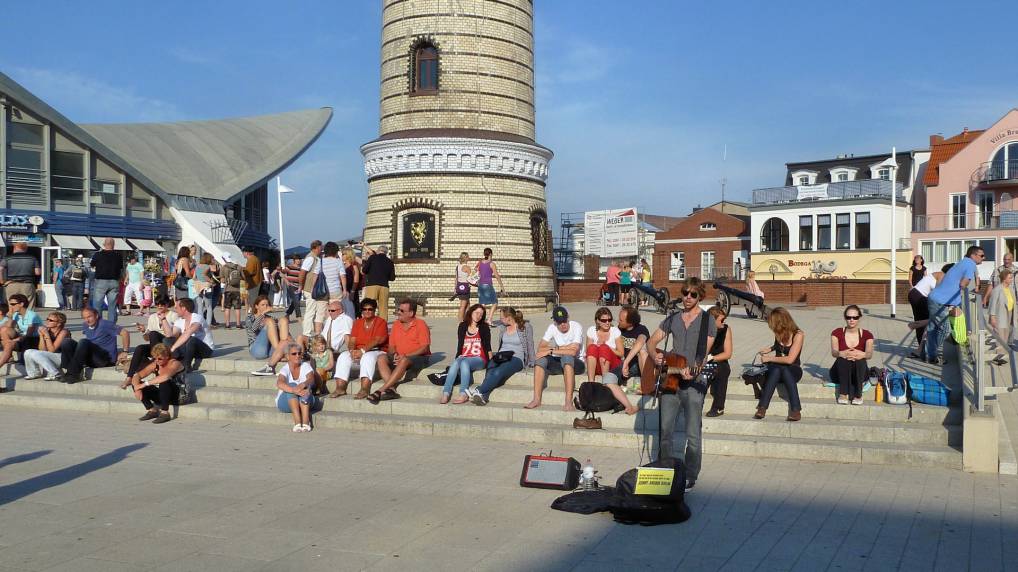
[646,277,716,492]
[926,245,983,365]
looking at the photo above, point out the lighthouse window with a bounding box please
[413,45,439,94]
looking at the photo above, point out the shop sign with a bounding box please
[796,184,829,201]
[584,208,639,257]
[0,214,44,231]
[6,233,45,245]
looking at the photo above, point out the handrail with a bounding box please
[960,282,1018,411]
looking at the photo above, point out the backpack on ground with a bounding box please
[883,370,907,405]
[225,263,242,288]
[574,381,622,413]
[608,457,691,525]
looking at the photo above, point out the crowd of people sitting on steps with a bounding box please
[0,237,983,456]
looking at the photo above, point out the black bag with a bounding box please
[173,272,189,291]
[427,367,449,386]
[455,282,469,296]
[608,457,691,525]
[574,381,622,413]
[492,351,513,364]
[551,487,616,515]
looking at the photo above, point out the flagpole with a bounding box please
[276,176,286,280]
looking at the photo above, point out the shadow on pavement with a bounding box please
[0,450,53,470]
[0,443,147,506]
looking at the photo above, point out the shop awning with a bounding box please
[88,237,132,251]
[128,238,164,252]
[52,234,96,251]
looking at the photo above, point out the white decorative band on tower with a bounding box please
[361,137,553,182]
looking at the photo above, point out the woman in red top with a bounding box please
[829,304,874,405]
[334,297,389,399]
[441,304,492,404]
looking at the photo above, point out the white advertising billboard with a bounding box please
[584,208,639,257]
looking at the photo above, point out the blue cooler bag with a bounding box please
[906,374,950,406]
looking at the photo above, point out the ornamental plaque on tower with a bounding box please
[361,0,556,316]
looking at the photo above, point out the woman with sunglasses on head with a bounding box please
[829,305,874,405]
[129,343,184,424]
[755,307,804,421]
[248,295,292,376]
[275,340,319,432]
[22,312,72,381]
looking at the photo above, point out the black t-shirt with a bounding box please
[619,324,650,359]
[363,254,395,287]
[91,250,124,280]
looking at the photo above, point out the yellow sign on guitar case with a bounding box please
[634,467,675,495]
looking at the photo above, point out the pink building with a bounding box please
[913,109,1018,278]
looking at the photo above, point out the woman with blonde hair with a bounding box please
[754,307,804,421]
[129,343,185,424]
[744,270,765,318]
[342,247,362,315]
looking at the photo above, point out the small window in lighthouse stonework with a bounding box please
[410,40,439,95]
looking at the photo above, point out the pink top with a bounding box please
[606,265,621,284]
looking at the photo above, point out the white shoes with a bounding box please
[292,423,312,433]
[851,397,863,405]
[252,365,275,376]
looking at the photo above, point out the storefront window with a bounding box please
[817,215,831,250]
[835,214,850,249]
[855,212,870,249]
[799,215,813,250]
[760,217,789,252]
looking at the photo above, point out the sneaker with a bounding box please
[684,480,695,492]
[470,391,488,406]
[152,412,172,424]
[837,396,849,405]
[705,408,724,417]
[138,410,160,421]
[292,424,302,433]
[43,373,62,382]
[928,357,945,366]
[251,365,275,376]
[21,374,43,381]
[302,424,313,433]
[851,397,863,405]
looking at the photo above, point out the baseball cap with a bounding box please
[552,306,569,324]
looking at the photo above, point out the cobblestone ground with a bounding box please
[0,407,1015,572]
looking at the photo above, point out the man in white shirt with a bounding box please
[298,240,328,337]
[162,297,215,372]
[524,306,585,411]
[299,299,352,354]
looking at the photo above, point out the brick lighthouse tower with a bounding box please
[361,0,556,316]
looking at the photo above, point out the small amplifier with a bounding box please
[520,454,580,490]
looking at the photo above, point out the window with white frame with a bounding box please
[877,168,890,180]
[921,239,992,264]
[975,191,994,229]
[701,251,715,280]
[791,170,817,186]
[699,222,717,231]
[829,167,858,182]
[799,215,813,250]
[669,252,685,280]
[950,194,967,229]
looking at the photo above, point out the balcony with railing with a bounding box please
[752,179,904,206]
[913,210,1018,232]
[976,160,1018,185]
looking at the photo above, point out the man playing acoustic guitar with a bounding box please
[645,277,715,492]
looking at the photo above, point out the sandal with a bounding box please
[366,391,383,405]
[379,389,401,401]
[354,389,369,400]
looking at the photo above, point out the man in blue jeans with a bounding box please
[646,277,716,492]
[926,246,983,365]
[90,237,124,323]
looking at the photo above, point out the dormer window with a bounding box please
[791,170,818,186]
[869,160,897,180]
[699,222,717,231]
[829,167,858,182]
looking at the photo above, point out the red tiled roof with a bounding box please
[924,129,985,187]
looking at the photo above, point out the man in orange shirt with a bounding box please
[367,298,430,404]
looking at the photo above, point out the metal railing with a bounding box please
[960,283,1018,412]
[667,266,739,281]
[976,160,1018,183]
[752,179,905,205]
[913,211,1018,232]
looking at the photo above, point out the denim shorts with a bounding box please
[276,386,320,412]
[477,283,497,305]
[534,355,586,375]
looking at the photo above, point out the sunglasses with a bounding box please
[680,289,700,299]
[845,315,861,320]
[328,308,342,313]
[598,318,612,323]
[288,351,301,356]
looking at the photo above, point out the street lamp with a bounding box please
[876,149,899,317]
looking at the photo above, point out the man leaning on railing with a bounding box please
[925,245,984,366]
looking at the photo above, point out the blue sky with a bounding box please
[3,0,1016,247]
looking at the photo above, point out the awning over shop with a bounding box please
[128,238,164,252]
[89,237,133,251]
[52,234,96,250]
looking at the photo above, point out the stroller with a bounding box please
[595,283,612,306]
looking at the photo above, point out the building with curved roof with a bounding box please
[0,70,330,303]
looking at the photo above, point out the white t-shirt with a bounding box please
[322,313,354,352]
[913,274,937,297]
[321,257,344,295]
[173,312,215,350]
[542,321,585,360]
[276,362,314,399]
[586,325,622,348]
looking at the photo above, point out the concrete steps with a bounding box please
[0,355,963,469]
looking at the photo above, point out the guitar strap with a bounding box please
[694,310,709,366]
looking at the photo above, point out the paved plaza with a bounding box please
[0,407,1015,572]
